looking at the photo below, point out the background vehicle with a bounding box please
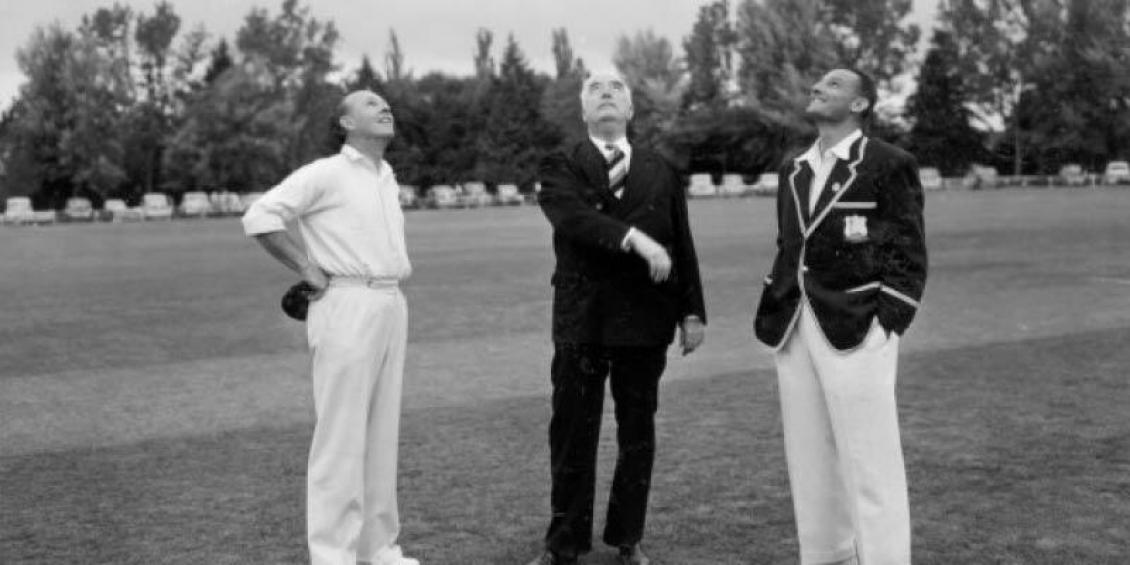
[141,193,173,220]
[751,172,780,196]
[62,197,95,222]
[399,185,420,209]
[3,196,36,225]
[425,185,461,209]
[495,184,524,206]
[461,181,493,208]
[687,173,717,198]
[179,191,213,218]
[718,173,750,197]
[1057,164,1088,187]
[1102,160,1130,185]
[918,167,943,191]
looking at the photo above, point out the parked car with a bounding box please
[918,167,943,191]
[61,197,96,222]
[750,172,780,196]
[399,185,419,209]
[963,164,1000,189]
[211,191,245,215]
[141,192,173,220]
[179,191,213,218]
[425,185,461,209]
[687,173,717,198]
[1057,164,1088,186]
[3,196,36,225]
[495,183,524,206]
[1102,160,1130,185]
[32,210,57,225]
[718,173,750,197]
[103,198,143,222]
[461,181,493,208]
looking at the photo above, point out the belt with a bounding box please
[328,276,400,290]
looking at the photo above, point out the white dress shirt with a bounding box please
[799,129,862,214]
[242,145,412,280]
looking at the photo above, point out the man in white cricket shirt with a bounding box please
[242,90,419,565]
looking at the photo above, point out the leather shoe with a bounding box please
[526,550,577,565]
[618,543,650,565]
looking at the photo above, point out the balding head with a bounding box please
[336,90,394,142]
[580,71,633,131]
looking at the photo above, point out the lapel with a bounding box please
[787,158,813,231]
[576,141,617,210]
[617,146,657,210]
[806,136,869,238]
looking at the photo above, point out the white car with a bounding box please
[141,193,173,220]
[179,191,213,218]
[63,197,95,222]
[103,198,144,222]
[399,186,419,209]
[426,185,461,209]
[751,173,780,196]
[495,183,524,206]
[3,196,36,225]
[461,181,493,208]
[918,167,943,191]
[718,173,750,197]
[1102,160,1130,185]
[687,173,717,198]
[1057,164,1087,186]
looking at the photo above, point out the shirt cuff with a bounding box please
[620,226,636,251]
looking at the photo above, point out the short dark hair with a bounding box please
[844,67,878,122]
[328,96,349,149]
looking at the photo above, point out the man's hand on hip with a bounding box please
[301,263,330,300]
[626,229,672,283]
[679,316,705,356]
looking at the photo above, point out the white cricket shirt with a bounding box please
[242,145,412,280]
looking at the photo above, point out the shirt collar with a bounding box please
[797,129,862,168]
[340,144,386,173]
[590,135,630,157]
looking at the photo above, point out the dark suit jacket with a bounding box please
[538,140,706,347]
[754,135,927,350]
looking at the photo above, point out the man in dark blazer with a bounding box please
[754,68,927,565]
[527,71,707,565]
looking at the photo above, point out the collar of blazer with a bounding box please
[787,135,869,238]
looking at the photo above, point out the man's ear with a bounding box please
[338,114,353,132]
[850,97,869,116]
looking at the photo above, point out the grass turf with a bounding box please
[2,189,1129,563]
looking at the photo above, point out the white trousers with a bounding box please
[305,284,408,565]
[775,303,910,565]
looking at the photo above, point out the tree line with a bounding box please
[1,0,1128,209]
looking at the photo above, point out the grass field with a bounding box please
[1,189,1128,564]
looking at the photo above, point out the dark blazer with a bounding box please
[539,140,706,346]
[754,135,927,350]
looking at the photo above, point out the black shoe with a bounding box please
[617,543,650,565]
[527,550,577,565]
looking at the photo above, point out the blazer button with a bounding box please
[801,265,809,273]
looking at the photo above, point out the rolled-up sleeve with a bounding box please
[241,164,322,236]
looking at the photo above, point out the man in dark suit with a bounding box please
[754,68,927,565]
[527,71,707,565]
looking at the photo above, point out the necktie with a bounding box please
[606,144,627,198]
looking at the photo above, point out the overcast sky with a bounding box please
[0,0,939,111]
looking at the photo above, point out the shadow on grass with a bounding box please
[3,328,1129,564]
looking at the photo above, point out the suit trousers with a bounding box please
[775,303,910,565]
[305,284,408,565]
[545,343,667,557]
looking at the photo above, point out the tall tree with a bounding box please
[905,30,984,175]
[683,0,735,110]
[551,28,582,79]
[473,28,495,80]
[821,0,920,88]
[131,1,182,194]
[386,29,407,83]
[613,30,685,148]
[476,35,560,184]
[203,38,234,85]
